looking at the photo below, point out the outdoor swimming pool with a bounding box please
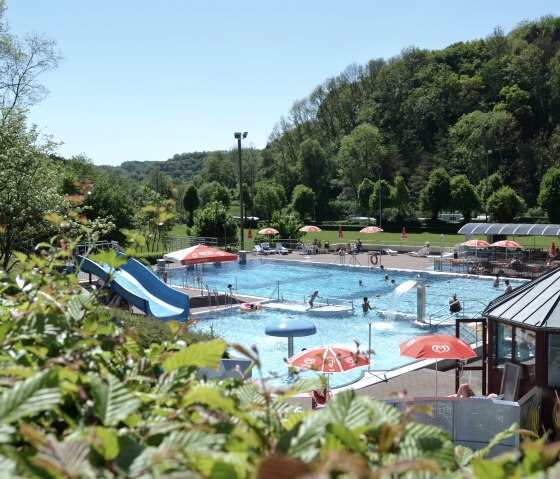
[176,260,524,387]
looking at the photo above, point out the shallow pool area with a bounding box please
[181,259,525,388]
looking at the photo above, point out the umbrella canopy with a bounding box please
[247,228,253,240]
[462,239,490,247]
[399,335,476,360]
[287,346,370,374]
[401,227,408,241]
[399,334,476,395]
[490,240,522,248]
[163,245,238,265]
[258,227,279,235]
[359,226,383,234]
[551,241,556,257]
[300,225,322,233]
[338,226,343,239]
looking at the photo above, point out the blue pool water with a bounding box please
[175,260,524,387]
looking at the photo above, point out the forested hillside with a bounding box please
[98,151,208,184]
[90,16,560,227]
[262,16,560,217]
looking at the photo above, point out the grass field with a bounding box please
[169,223,555,250]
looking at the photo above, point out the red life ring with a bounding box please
[370,254,378,266]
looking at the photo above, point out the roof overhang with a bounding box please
[458,223,560,237]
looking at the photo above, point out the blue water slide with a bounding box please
[77,254,189,321]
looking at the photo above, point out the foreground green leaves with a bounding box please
[0,239,558,477]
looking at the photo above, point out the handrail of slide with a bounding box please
[77,254,189,321]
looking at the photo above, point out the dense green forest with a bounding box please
[97,15,560,227]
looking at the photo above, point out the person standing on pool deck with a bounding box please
[362,297,373,314]
[309,291,320,308]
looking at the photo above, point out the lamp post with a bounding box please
[440,234,445,270]
[483,149,492,223]
[377,166,382,229]
[234,132,248,250]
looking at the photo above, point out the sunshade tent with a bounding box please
[163,245,237,265]
[399,335,476,395]
[258,227,279,235]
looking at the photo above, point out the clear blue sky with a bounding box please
[7,1,560,166]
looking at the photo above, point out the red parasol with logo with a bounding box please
[287,345,370,374]
[551,241,557,257]
[163,244,237,265]
[399,335,476,395]
[462,239,490,247]
[490,240,522,248]
[247,228,253,240]
[338,226,343,239]
[401,227,408,241]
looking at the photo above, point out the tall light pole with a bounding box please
[377,166,382,229]
[483,149,492,223]
[235,132,248,250]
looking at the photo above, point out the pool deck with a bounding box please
[185,251,486,406]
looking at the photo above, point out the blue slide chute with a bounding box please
[77,255,189,321]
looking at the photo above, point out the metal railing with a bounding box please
[278,291,354,310]
[163,236,218,253]
[427,299,487,327]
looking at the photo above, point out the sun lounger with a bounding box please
[409,246,430,257]
[261,242,272,255]
[275,243,289,255]
[253,245,263,255]
[382,247,398,256]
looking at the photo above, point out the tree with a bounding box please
[538,167,560,223]
[450,174,481,222]
[476,172,504,209]
[267,211,304,240]
[212,184,231,208]
[200,151,236,187]
[392,175,411,217]
[183,184,200,226]
[253,181,286,221]
[291,184,316,220]
[336,124,386,201]
[487,186,526,222]
[0,111,63,269]
[0,1,62,118]
[144,165,173,198]
[419,168,451,221]
[193,201,237,239]
[358,178,375,216]
[368,180,393,221]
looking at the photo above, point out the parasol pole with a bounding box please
[368,319,372,372]
[435,359,438,396]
